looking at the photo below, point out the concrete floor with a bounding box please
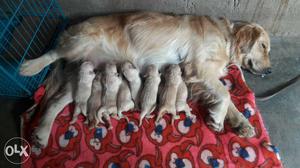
[0,37,299,167]
[244,37,300,168]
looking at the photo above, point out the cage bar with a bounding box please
[0,0,67,98]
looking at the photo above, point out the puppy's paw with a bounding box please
[69,115,78,124]
[32,128,48,148]
[116,112,124,120]
[145,114,154,119]
[206,116,224,132]
[234,122,256,138]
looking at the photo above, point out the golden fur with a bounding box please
[21,12,271,138]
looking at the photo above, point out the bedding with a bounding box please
[21,65,282,168]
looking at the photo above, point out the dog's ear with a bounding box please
[234,24,261,54]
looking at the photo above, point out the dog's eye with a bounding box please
[261,43,266,49]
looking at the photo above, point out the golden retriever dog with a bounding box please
[21,12,271,138]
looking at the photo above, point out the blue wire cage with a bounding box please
[0,0,67,98]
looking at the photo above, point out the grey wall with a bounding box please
[58,0,300,37]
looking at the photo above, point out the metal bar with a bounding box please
[6,0,44,54]
[24,0,51,40]
[29,0,53,32]
[0,2,40,56]
[0,64,31,95]
[17,0,55,73]
[0,0,26,45]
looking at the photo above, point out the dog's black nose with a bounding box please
[264,68,272,74]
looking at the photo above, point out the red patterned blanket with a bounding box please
[21,65,282,168]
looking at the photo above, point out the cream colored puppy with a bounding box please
[86,71,102,126]
[33,83,73,147]
[139,65,161,126]
[156,64,182,124]
[117,78,134,119]
[121,62,142,106]
[176,79,192,117]
[96,63,122,129]
[70,62,95,124]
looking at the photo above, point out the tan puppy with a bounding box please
[156,64,182,124]
[86,71,102,126]
[33,84,73,147]
[96,63,122,129]
[117,78,134,119]
[139,65,161,126]
[70,62,95,124]
[121,62,142,106]
[176,79,192,117]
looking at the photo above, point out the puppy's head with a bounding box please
[80,61,95,77]
[105,63,118,74]
[165,64,182,76]
[233,22,271,76]
[144,64,159,77]
[121,62,139,81]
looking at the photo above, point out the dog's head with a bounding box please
[233,22,271,76]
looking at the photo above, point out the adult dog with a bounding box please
[20,12,271,137]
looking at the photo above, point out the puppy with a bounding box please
[181,62,200,83]
[33,83,73,147]
[176,79,192,117]
[86,71,102,127]
[117,78,134,119]
[96,63,122,129]
[70,62,95,124]
[139,65,161,126]
[156,64,182,124]
[121,62,142,106]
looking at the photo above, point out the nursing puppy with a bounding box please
[156,64,182,124]
[121,62,142,106]
[117,78,134,119]
[86,71,102,127]
[139,65,161,126]
[33,83,73,147]
[70,62,95,123]
[32,62,82,147]
[176,78,192,117]
[21,12,271,137]
[96,63,122,129]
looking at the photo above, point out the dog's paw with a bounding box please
[234,122,256,138]
[19,59,45,76]
[206,116,224,132]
